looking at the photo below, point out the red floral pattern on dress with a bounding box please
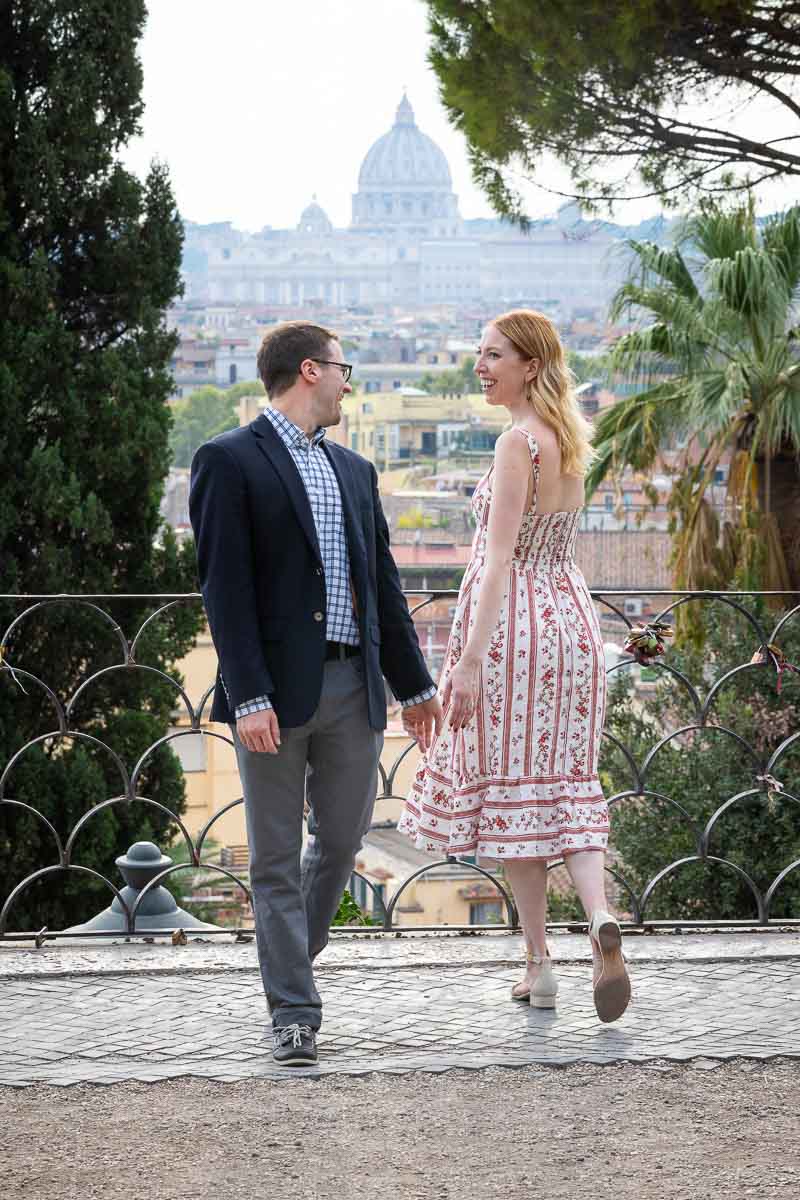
[398,430,609,860]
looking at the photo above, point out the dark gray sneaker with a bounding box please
[272,1023,318,1066]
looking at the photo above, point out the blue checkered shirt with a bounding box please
[236,406,435,718]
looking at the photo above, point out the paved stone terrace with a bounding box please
[1,930,799,1085]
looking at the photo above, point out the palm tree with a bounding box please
[587,198,800,592]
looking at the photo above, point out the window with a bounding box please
[229,364,237,384]
[166,730,207,773]
[349,874,385,919]
[469,900,503,925]
[350,873,368,910]
[371,884,386,918]
[350,433,359,450]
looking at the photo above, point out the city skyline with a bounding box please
[121,0,669,234]
[123,1,798,238]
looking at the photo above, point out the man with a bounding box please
[189,321,441,1066]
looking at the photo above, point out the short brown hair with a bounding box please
[256,321,338,398]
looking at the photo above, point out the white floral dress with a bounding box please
[399,429,609,860]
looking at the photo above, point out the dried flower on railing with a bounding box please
[623,621,674,665]
[756,773,785,815]
[750,643,800,694]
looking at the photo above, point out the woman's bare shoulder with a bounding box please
[519,421,559,462]
[494,427,536,459]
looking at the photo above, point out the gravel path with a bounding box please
[3,1060,799,1199]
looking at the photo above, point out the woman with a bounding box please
[398,309,630,1023]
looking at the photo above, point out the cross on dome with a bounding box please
[395,93,415,127]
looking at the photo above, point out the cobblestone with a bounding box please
[2,927,798,976]
[1,933,799,1086]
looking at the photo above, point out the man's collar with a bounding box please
[264,405,326,449]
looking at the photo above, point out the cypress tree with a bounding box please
[0,1,202,932]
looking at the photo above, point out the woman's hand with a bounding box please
[442,655,480,730]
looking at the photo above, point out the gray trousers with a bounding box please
[232,658,383,1030]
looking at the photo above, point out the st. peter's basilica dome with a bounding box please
[351,95,461,237]
[358,94,452,189]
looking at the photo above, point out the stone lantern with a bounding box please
[66,841,221,934]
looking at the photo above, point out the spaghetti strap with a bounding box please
[511,427,540,509]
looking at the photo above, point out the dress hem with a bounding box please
[397,820,609,863]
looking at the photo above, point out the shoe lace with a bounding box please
[276,1023,312,1048]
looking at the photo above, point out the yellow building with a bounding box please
[236,387,505,477]
[339,389,505,472]
[170,629,510,929]
[415,342,475,368]
[237,392,266,427]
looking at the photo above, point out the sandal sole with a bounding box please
[593,921,631,1023]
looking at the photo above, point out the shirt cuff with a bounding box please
[235,695,273,718]
[399,685,437,709]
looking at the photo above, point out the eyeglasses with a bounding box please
[311,359,353,383]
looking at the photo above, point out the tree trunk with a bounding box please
[761,446,800,592]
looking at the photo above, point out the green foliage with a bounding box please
[567,351,603,386]
[169,381,263,468]
[587,197,800,591]
[0,1,203,932]
[425,2,800,213]
[546,885,584,924]
[332,888,374,926]
[418,357,479,396]
[600,600,800,920]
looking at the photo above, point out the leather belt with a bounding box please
[325,640,360,661]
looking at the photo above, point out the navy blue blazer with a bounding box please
[189,413,434,729]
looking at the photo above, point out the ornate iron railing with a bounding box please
[1,589,799,941]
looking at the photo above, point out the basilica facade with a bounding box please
[183,96,629,317]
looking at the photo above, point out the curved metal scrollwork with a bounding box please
[0,588,798,940]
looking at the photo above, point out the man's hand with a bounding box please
[237,709,281,754]
[401,696,443,753]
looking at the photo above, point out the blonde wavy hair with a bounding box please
[493,309,596,475]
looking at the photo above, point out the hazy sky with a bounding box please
[121,0,797,234]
